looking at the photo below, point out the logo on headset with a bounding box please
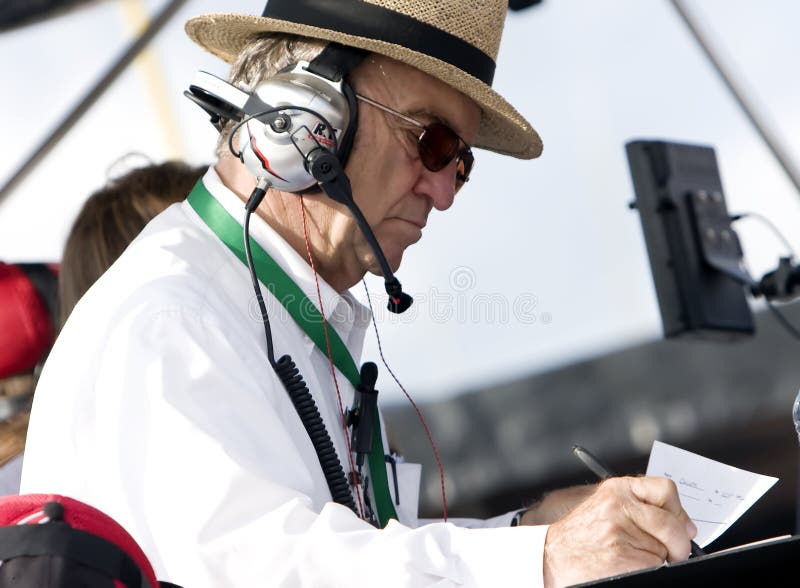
[309,122,341,149]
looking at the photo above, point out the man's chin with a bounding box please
[367,248,405,277]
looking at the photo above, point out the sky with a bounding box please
[2,0,799,404]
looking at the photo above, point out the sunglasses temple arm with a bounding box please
[306,150,414,314]
[355,94,425,129]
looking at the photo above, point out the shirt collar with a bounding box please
[201,167,372,358]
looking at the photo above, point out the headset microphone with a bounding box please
[305,149,413,312]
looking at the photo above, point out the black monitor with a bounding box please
[626,139,754,340]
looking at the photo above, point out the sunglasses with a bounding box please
[355,94,474,191]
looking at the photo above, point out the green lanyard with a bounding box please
[187,179,398,527]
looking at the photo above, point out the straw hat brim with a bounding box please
[185,14,542,159]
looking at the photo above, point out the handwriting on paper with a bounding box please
[646,441,778,547]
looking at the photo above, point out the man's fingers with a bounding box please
[612,511,669,562]
[680,510,698,540]
[628,476,683,515]
[625,500,692,562]
[542,476,698,587]
[627,476,698,540]
[597,477,694,562]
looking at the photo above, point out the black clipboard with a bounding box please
[573,535,799,587]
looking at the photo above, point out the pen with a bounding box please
[571,444,706,559]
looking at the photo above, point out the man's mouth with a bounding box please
[397,217,427,230]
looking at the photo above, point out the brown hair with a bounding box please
[59,160,206,326]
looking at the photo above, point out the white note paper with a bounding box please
[645,441,778,548]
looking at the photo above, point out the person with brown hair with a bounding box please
[0,161,202,495]
[22,2,695,587]
[58,160,206,326]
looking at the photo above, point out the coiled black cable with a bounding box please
[242,188,356,514]
[273,355,357,512]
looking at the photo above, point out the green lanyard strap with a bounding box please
[187,180,398,527]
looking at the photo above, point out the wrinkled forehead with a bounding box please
[351,54,482,140]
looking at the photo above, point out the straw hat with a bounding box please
[185,0,542,159]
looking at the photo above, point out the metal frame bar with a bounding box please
[0,0,189,205]
[669,0,800,196]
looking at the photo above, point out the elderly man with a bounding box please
[22,1,696,586]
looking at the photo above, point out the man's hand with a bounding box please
[542,476,697,588]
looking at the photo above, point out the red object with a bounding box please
[0,493,159,588]
[0,262,55,378]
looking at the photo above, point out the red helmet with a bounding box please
[0,494,179,588]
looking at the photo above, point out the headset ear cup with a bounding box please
[234,63,353,193]
[277,77,357,196]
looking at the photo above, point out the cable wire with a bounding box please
[244,207,276,366]
[730,211,800,340]
[242,184,357,515]
[731,211,797,260]
[227,106,338,161]
[299,196,366,520]
[361,280,448,522]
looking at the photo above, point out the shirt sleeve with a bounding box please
[422,511,529,529]
[25,299,550,588]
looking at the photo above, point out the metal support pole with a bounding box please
[669,0,800,197]
[0,0,189,205]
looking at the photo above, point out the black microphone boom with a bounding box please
[307,149,413,314]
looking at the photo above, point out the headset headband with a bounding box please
[306,43,367,82]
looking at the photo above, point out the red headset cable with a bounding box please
[299,196,448,523]
[298,196,366,520]
[361,280,448,523]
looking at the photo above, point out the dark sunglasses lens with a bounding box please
[455,149,474,190]
[418,123,459,172]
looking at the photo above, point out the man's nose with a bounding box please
[416,162,458,211]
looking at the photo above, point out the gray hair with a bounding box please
[216,34,328,159]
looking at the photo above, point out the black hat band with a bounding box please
[262,0,496,86]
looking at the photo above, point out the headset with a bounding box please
[184,43,412,313]
[186,64,352,193]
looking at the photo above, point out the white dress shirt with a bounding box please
[22,167,549,587]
